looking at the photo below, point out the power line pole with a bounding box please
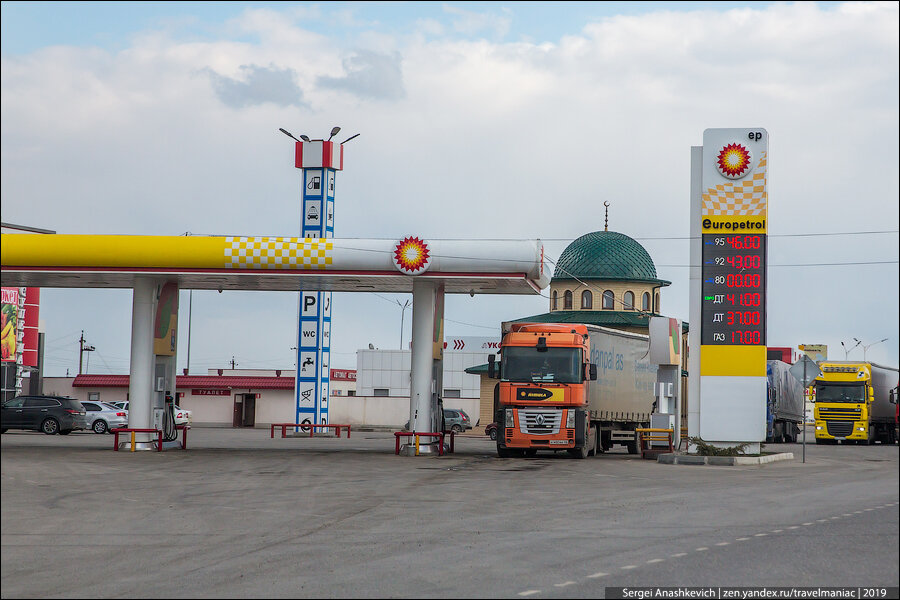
[78,330,95,375]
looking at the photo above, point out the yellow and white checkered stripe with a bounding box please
[702,152,767,216]
[224,237,334,270]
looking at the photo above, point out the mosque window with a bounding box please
[654,292,660,313]
[642,292,651,311]
[602,290,614,309]
[552,290,558,310]
[564,290,573,310]
[581,290,593,310]
[624,291,635,310]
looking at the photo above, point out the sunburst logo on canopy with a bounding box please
[393,236,431,274]
[716,143,752,179]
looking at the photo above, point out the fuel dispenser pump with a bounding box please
[161,391,177,441]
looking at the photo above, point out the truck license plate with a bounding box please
[549,440,569,445]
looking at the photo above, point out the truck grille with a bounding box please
[518,409,562,435]
[819,407,861,420]
[826,421,854,437]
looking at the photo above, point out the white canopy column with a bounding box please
[125,277,159,450]
[405,279,443,455]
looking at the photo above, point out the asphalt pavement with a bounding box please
[1,428,897,598]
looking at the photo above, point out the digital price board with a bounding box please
[701,233,767,345]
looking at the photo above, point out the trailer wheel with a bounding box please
[625,438,639,455]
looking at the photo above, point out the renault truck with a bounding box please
[812,361,899,445]
[488,323,657,458]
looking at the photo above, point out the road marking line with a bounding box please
[671,552,688,557]
[772,529,784,533]
[754,533,768,537]
[587,572,608,579]
[647,559,665,564]
[843,513,853,516]
[621,565,637,570]
[554,581,576,588]
[830,516,841,520]
[817,519,828,522]
[787,526,799,530]
[736,537,750,541]
[864,508,874,511]
[854,511,863,514]
[696,547,709,551]
[518,591,541,596]
[803,522,814,526]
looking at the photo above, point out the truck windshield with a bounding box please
[501,347,582,383]
[815,382,866,403]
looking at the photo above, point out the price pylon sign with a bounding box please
[696,128,768,443]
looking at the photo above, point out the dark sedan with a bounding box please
[1,395,86,435]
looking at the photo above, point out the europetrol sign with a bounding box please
[700,129,768,370]
[694,128,769,444]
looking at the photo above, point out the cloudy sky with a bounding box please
[1,1,898,376]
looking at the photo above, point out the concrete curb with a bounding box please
[657,452,794,466]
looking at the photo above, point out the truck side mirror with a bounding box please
[488,353,496,379]
[587,364,597,381]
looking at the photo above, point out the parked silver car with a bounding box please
[403,408,473,433]
[81,401,128,434]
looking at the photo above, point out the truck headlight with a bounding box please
[505,409,514,428]
[815,426,822,430]
[566,410,575,428]
[857,427,865,431]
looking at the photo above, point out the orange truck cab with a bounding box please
[489,324,598,458]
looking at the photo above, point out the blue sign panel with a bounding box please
[295,167,336,430]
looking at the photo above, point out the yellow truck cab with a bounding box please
[813,361,898,445]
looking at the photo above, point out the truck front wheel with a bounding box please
[568,444,589,459]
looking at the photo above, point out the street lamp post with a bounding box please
[396,298,411,349]
[841,339,860,360]
[858,337,888,361]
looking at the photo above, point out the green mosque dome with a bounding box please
[552,231,670,286]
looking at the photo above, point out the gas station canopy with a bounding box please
[0,234,549,294]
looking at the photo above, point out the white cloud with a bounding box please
[208,64,307,108]
[442,4,512,38]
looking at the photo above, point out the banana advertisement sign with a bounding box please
[1,287,19,362]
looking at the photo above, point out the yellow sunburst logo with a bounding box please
[716,143,752,179]
[393,237,431,274]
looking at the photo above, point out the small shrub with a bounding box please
[689,436,750,456]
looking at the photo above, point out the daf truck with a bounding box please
[812,361,899,445]
[765,360,805,443]
[488,323,657,458]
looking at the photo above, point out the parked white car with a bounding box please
[108,402,191,426]
[173,406,192,426]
